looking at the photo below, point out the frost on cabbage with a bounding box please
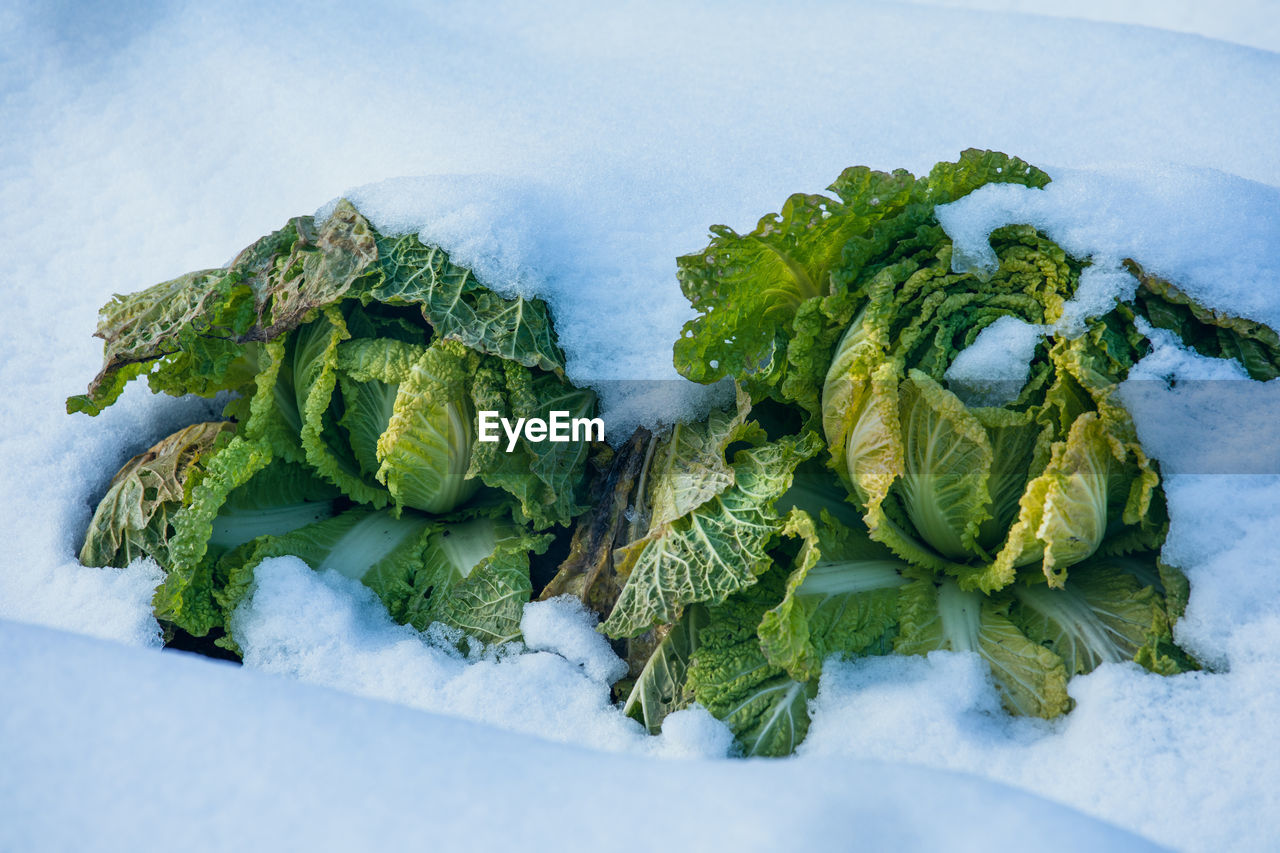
[73,201,595,652]
[553,150,1271,756]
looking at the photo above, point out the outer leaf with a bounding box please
[644,385,766,530]
[70,199,574,416]
[67,269,257,415]
[157,441,342,641]
[673,149,1053,389]
[153,437,274,636]
[1157,559,1192,621]
[204,459,342,556]
[895,576,1071,718]
[1009,561,1175,675]
[222,506,547,647]
[757,510,905,682]
[601,432,822,639]
[243,338,305,464]
[1127,259,1280,381]
[923,149,1051,205]
[467,360,596,528]
[142,446,342,641]
[393,517,552,645]
[370,231,565,373]
[263,200,379,331]
[537,428,652,614]
[686,568,816,757]
[220,508,435,639]
[623,604,711,733]
[674,168,916,385]
[80,422,234,568]
[69,203,379,415]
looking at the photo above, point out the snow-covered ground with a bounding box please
[0,617,1159,852]
[3,1,1279,850]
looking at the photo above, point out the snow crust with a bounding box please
[804,648,1280,850]
[2,1,1280,851]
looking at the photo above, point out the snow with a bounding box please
[0,617,1162,853]
[804,649,1280,850]
[896,0,1280,54]
[1057,263,1142,337]
[1117,322,1280,476]
[3,1,1280,850]
[519,595,630,686]
[943,315,1044,406]
[232,558,666,755]
[936,165,1280,332]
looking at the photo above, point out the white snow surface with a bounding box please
[891,0,1280,54]
[0,618,1158,853]
[937,165,1280,331]
[3,1,1280,851]
[1116,322,1280,478]
[943,315,1044,406]
[231,559,667,755]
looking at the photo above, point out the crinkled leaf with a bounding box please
[392,517,551,645]
[67,269,257,415]
[988,412,1115,591]
[370,231,565,373]
[153,437,274,636]
[674,149,1052,391]
[674,167,915,385]
[686,568,816,757]
[293,308,392,507]
[156,437,342,640]
[264,200,379,330]
[80,422,234,568]
[222,506,546,648]
[894,369,995,560]
[643,385,766,529]
[204,459,342,557]
[602,431,822,639]
[376,339,480,514]
[219,508,434,641]
[335,337,429,477]
[1127,259,1280,382]
[69,204,378,415]
[71,200,572,416]
[467,360,596,528]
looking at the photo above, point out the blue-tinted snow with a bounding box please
[2,2,1280,851]
[938,165,1280,332]
[0,617,1161,853]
